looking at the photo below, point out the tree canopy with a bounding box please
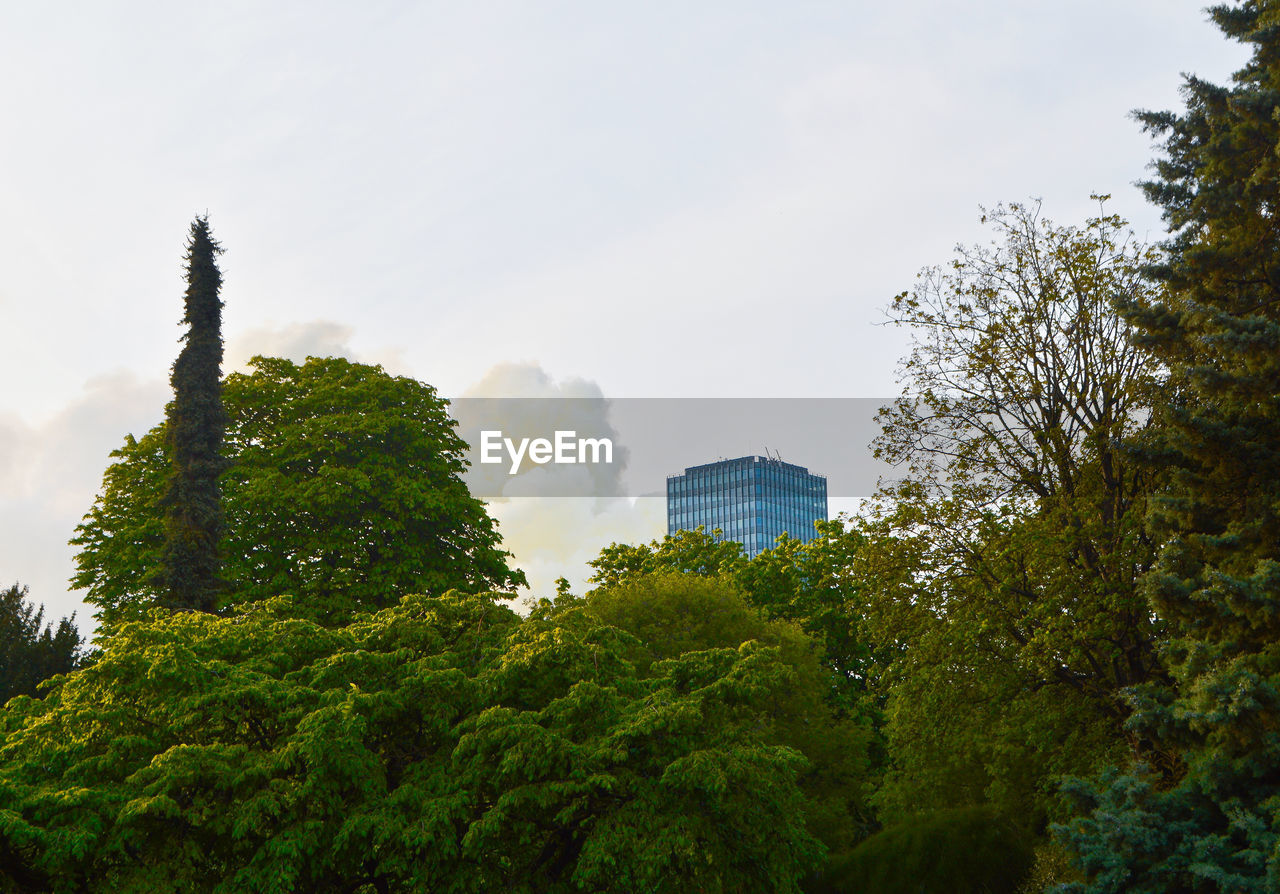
[847,200,1171,830]
[587,528,747,590]
[0,585,827,892]
[22,6,1280,888]
[552,569,875,850]
[587,524,881,719]
[73,356,524,626]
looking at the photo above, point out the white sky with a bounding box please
[0,2,1250,635]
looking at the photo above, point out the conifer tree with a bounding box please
[1058,4,1280,889]
[157,216,227,613]
[0,583,82,703]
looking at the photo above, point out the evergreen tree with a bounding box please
[157,216,227,613]
[0,583,82,704]
[1057,4,1280,889]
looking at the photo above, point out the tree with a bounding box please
[865,200,1168,826]
[0,589,825,891]
[74,356,525,626]
[1057,5,1280,889]
[588,525,883,719]
[587,526,747,590]
[0,583,82,705]
[733,521,885,719]
[158,216,229,613]
[583,540,881,849]
[536,569,875,863]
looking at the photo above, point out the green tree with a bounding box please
[865,200,1168,826]
[734,521,884,718]
[158,216,229,613]
[533,569,875,863]
[0,583,82,705]
[73,356,524,626]
[0,589,824,892]
[1057,4,1280,889]
[587,526,747,589]
[588,525,882,718]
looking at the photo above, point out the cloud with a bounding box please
[491,496,665,605]
[458,362,659,603]
[0,371,168,632]
[454,362,629,499]
[225,320,357,371]
[225,319,410,375]
[461,363,608,400]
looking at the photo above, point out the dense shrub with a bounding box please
[811,805,1034,894]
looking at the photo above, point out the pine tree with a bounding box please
[157,216,228,613]
[0,583,82,703]
[1057,4,1280,890]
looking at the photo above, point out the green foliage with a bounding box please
[1054,767,1268,893]
[158,216,229,612]
[0,589,824,892]
[542,570,875,855]
[577,570,791,670]
[813,806,1034,894]
[587,527,747,590]
[1059,4,1280,889]
[734,521,884,718]
[1017,841,1085,894]
[857,508,1134,827]
[864,200,1167,827]
[583,526,888,860]
[588,525,881,718]
[73,356,524,625]
[0,583,82,705]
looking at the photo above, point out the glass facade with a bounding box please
[666,455,828,557]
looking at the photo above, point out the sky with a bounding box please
[0,1,1251,635]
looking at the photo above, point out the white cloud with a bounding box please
[225,320,358,372]
[462,363,607,400]
[0,371,167,632]
[225,320,411,376]
[454,361,628,499]
[459,362,662,603]
[493,497,665,605]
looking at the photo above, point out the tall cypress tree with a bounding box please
[1057,4,1280,890]
[157,216,228,613]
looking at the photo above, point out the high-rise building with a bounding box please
[666,455,827,557]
